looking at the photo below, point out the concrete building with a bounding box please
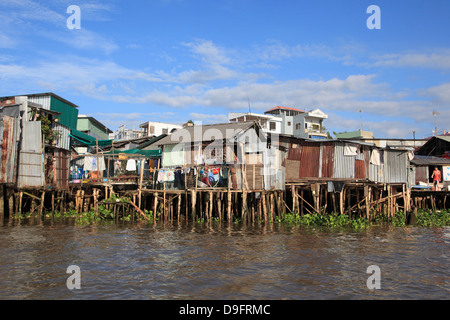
[114,125,141,141]
[77,115,113,141]
[229,106,329,139]
[292,109,329,139]
[228,112,282,135]
[140,121,183,137]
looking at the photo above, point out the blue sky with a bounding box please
[1,0,449,139]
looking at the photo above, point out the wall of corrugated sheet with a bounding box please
[385,150,408,183]
[333,143,355,179]
[18,121,44,188]
[299,144,320,178]
[54,149,70,189]
[52,122,71,151]
[27,96,51,110]
[321,142,334,178]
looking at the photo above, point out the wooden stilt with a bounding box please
[153,192,158,225]
[0,185,4,223]
[39,191,45,220]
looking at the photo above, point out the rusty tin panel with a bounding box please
[0,116,17,184]
[321,142,334,178]
[299,144,320,178]
[354,159,366,179]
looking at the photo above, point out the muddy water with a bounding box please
[0,220,448,300]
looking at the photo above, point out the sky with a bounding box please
[0,0,449,139]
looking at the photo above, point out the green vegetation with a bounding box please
[275,209,450,229]
[415,209,450,227]
[13,204,155,225]
[275,212,371,230]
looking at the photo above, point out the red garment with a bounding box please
[432,170,441,181]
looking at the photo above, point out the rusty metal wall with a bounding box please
[54,149,70,189]
[0,115,18,184]
[321,142,334,178]
[354,159,366,179]
[299,144,320,178]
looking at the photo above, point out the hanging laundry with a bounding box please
[344,145,358,156]
[370,149,382,166]
[164,170,175,182]
[126,159,137,171]
[157,170,165,183]
[84,156,106,172]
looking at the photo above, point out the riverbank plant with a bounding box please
[275,209,450,229]
[275,211,371,230]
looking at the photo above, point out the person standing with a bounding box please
[431,167,441,191]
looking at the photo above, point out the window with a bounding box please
[269,122,276,130]
[296,123,301,130]
[149,126,155,134]
[287,121,291,126]
[162,128,168,134]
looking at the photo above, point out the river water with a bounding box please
[0,219,448,300]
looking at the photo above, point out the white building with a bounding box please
[139,121,183,137]
[228,112,282,135]
[293,109,329,139]
[229,106,329,139]
[114,125,141,141]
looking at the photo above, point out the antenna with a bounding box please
[359,109,363,131]
[433,110,439,136]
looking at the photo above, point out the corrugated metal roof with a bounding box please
[411,155,450,166]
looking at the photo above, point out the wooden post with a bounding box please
[217,192,222,222]
[39,191,45,219]
[262,192,267,223]
[364,185,370,220]
[0,185,4,223]
[138,159,144,210]
[51,192,55,219]
[177,194,181,221]
[269,192,274,223]
[291,184,296,213]
[242,191,247,222]
[208,191,213,221]
[191,190,197,221]
[94,189,98,216]
[18,191,23,218]
[153,192,158,225]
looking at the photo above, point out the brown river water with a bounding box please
[0,219,448,300]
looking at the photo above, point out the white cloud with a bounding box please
[368,51,450,70]
[189,113,228,124]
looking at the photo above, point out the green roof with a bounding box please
[103,149,161,157]
[70,129,113,146]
